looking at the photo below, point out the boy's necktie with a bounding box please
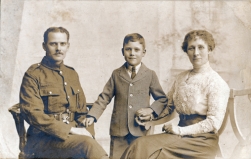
[131,66,136,79]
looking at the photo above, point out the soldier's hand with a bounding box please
[82,117,94,128]
[70,127,92,137]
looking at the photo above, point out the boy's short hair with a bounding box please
[123,33,145,49]
[181,30,215,53]
[43,27,70,43]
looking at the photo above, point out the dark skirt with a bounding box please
[121,132,219,159]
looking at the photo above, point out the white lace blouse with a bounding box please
[167,62,230,135]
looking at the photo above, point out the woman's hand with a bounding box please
[162,123,180,135]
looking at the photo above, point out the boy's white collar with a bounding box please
[127,63,141,73]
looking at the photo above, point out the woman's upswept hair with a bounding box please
[181,30,215,52]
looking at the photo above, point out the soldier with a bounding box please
[20,27,108,159]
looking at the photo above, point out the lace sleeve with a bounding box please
[179,76,230,135]
[158,81,176,118]
[166,81,176,109]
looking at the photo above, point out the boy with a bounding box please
[84,33,168,159]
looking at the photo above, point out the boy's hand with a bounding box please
[135,115,152,130]
[135,108,153,122]
[136,108,154,116]
[136,114,152,121]
[82,117,94,128]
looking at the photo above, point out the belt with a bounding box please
[178,114,206,127]
[53,112,75,124]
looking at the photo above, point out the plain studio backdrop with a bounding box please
[1,0,251,158]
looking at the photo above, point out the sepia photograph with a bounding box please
[1,0,251,158]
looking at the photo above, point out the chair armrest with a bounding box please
[229,88,251,143]
[8,103,26,136]
[8,103,27,153]
[8,103,21,114]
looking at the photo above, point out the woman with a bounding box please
[121,30,230,159]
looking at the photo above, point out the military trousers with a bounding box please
[25,133,108,159]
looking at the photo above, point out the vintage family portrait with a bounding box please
[1,0,251,158]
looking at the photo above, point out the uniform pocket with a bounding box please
[70,83,81,109]
[40,87,61,96]
[70,84,81,95]
[39,86,61,112]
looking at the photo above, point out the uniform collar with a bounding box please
[41,56,64,71]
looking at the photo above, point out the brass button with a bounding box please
[130,83,133,86]
[64,82,67,86]
[49,91,52,94]
[67,96,70,99]
[59,71,63,74]
[130,94,133,97]
[129,105,133,109]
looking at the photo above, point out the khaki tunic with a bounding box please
[20,56,107,158]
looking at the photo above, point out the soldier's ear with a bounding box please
[121,48,124,56]
[42,42,46,51]
[66,42,70,51]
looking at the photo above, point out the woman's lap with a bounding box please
[121,133,218,159]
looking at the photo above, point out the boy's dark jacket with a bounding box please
[88,62,168,137]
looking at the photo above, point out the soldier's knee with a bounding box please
[82,136,99,146]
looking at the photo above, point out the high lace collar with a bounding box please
[191,62,211,73]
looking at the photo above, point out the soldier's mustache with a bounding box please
[55,52,63,54]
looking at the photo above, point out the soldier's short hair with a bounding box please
[43,27,70,43]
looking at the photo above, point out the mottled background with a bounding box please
[1,0,251,158]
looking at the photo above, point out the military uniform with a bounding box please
[20,56,107,158]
